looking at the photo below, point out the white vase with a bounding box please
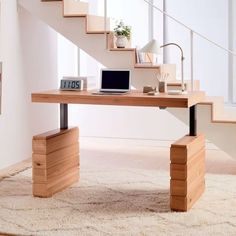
[116,36,127,48]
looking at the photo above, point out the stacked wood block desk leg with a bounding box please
[32,127,79,198]
[170,134,205,211]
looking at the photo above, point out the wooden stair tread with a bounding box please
[134,63,161,69]
[110,48,135,51]
[64,14,87,17]
[212,118,236,124]
[167,80,199,85]
[86,30,111,34]
[199,96,224,104]
[64,13,106,19]
[198,96,236,123]
[168,81,186,86]
[213,112,236,123]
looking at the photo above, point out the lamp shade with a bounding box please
[140,39,161,54]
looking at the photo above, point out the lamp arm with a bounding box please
[160,43,184,60]
[160,43,185,92]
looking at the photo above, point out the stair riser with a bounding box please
[63,0,89,16]
[86,15,110,32]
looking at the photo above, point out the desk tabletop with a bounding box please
[31,90,205,108]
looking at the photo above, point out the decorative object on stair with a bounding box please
[114,20,131,48]
[140,39,161,65]
[160,43,186,95]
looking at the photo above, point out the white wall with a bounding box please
[57,34,78,81]
[0,0,58,169]
[20,8,59,134]
[0,0,2,114]
[232,0,236,103]
[165,0,229,101]
[153,0,164,42]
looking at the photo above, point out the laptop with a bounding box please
[93,69,131,95]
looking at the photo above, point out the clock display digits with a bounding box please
[71,81,76,89]
[76,81,80,89]
[62,80,66,88]
[60,79,82,91]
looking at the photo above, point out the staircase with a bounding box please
[169,97,236,158]
[19,0,236,159]
[18,0,179,90]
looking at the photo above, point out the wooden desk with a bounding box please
[32,90,205,136]
[32,90,204,107]
[31,90,206,211]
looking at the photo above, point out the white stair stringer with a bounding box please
[168,100,236,159]
[18,0,164,89]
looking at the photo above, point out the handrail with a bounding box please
[104,0,108,49]
[143,0,236,57]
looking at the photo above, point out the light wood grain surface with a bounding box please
[31,90,205,108]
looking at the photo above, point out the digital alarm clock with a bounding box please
[60,79,83,91]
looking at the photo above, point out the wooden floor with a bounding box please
[0,137,236,180]
[80,137,236,176]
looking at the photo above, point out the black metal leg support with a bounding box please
[189,105,197,136]
[60,104,68,129]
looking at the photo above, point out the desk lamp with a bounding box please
[160,43,186,94]
[140,39,161,64]
[141,40,186,94]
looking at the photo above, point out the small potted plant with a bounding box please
[113,20,131,48]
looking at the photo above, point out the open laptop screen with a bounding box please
[101,70,131,91]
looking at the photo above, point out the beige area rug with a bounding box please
[0,167,236,236]
[1,137,236,236]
